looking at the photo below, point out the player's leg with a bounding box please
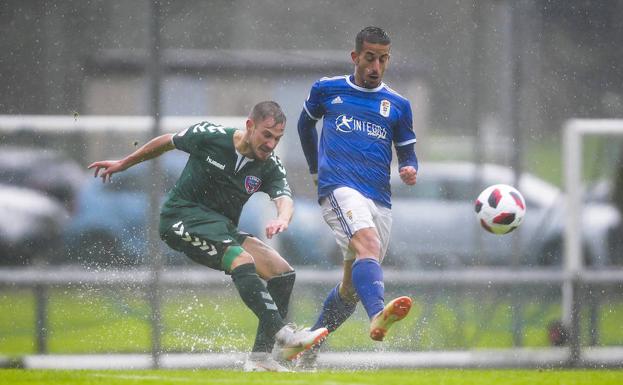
[159,210,285,339]
[349,226,386,321]
[309,260,358,333]
[226,245,326,361]
[297,189,369,370]
[226,248,290,372]
[159,210,326,366]
[242,236,296,355]
[326,188,411,341]
[326,187,388,325]
[354,203,412,341]
[297,260,358,371]
[227,248,286,338]
[308,189,369,334]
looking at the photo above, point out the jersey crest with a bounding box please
[244,175,262,194]
[380,100,391,117]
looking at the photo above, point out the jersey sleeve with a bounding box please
[172,121,225,155]
[261,155,293,200]
[393,100,417,147]
[303,80,325,120]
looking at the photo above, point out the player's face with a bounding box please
[351,41,391,89]
[247,117,285,160]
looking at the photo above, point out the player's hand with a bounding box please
[88,160,126,183]
[265,218,289,239]
[399,166,417,185]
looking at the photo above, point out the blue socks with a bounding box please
[352,258,385,319]
[312,257,385,333]
[311,284,357,332]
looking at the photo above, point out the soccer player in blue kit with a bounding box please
[297,26,418,368]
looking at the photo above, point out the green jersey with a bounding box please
[163,121,292,225]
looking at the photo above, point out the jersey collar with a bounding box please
[346,74,385,93]
[234,150,254,173]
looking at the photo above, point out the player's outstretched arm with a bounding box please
[265,196,294,239]
[88,133,175,183]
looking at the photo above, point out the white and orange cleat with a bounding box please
[273,324,329,361]
[369,296,412,341]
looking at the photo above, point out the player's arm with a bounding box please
[396,143,418,186]
[298,80,325,184]
[88,133,175,183]
[395,99,418,186]
[297,110,319,182]
[265,196,294,239]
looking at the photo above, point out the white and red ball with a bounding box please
[474,184,526,235]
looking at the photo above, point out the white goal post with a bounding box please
[563,119,623,360]
[563,119,623,279]
[0,115,246,133]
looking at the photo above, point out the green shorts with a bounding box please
[159,202,249,272]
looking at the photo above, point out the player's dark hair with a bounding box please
[250,101,286,126]
[355,26,391,52]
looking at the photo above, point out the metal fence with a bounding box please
[1,266,622,369]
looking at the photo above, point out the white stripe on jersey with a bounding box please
[319,75,348,82]
[345,75,385,93]
[303,103,321,120]
[395,138,417,146]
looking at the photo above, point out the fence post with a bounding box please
[589,287,599,346]
[34,284,48,354]
[567,276,582,366]
[147,0,164,369]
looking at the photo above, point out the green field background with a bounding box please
[1,284,622,355]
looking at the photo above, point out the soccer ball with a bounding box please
[474,184,526,235]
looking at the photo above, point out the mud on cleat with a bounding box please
[369,296,412,341]
[243,352,291,372]
[273,323,329,361]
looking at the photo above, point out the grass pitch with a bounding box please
[0,369,622,385]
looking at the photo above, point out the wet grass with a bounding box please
[0,369,622,385]
[1,287,622,355]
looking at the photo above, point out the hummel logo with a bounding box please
[331,96,343,104]
[206,155,225,170]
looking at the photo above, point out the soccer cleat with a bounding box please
[243,352,291,372]
[273,324,329,361]
[369,296,412,341]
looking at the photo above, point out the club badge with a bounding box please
[244,175,262,194]
[380,100,391,117]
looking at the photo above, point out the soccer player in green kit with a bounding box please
[88,101,328,372]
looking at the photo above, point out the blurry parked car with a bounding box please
[0,184,69,265]
[64,152,188,266]
[0,146,86,212]
[282,162,621,269]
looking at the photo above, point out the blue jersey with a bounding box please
[303,75,416,208]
